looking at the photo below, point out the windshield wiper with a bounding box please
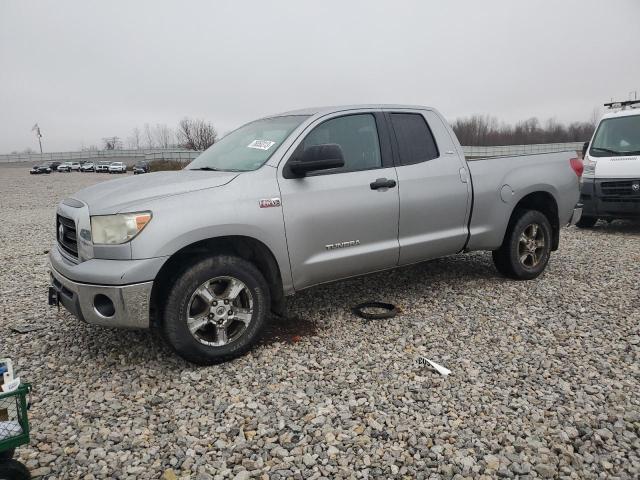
[191,166,222,171]
[591,147,622,155]
[619,150,640,156]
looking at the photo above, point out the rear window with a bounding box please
[389,113,439,166]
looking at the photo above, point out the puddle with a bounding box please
[259,314,318,346]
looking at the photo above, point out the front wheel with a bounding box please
[162,255,269,364]
[492,209,552,280]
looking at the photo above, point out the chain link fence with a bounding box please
[462,142,584,159]
[1,142,585,165]
[0,149,201,164]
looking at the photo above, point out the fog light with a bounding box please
[94,294,115,317]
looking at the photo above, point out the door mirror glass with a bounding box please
[289,144,345,176]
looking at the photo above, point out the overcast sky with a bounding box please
[1,0,639,153]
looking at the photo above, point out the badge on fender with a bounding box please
[259,198,281,208]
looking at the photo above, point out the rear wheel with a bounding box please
[576,215,598,228]
[492,209,552,280]
[162,255,269,364]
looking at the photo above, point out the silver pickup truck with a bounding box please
[49,105,582,364]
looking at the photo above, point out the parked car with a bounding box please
[133,161,150,174]
[108,162,127,174]
[70,162,81,171]
[96,161,111,173]
[46,161,62,171]
[48,104,581,364]
[57,162,72,172]
[578,99,640,227]
[80,162,95,172]
[29,164,52,174]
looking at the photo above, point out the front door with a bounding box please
[278,112,400,290]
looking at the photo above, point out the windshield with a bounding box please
[186,115,308,172]
[590,114,640,157]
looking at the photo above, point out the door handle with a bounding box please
[370,178,397,190]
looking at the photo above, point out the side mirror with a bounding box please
[288,144,345,177]
[582,141,589,159]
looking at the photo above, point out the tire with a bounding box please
[0,449,14,460]
[0,459,31,480]
[162,255,270,365]
[492,209,552,280]
[576,215,598,228]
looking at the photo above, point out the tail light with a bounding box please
[570,158,583,177]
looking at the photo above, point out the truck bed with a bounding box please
[465,151,580,251]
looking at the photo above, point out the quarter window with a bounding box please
[390,113,439,165]
[302,114,382,173]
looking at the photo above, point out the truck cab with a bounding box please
[578,100,640,227]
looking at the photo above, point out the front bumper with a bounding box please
[580,177,640,218]
[49,264,152,329]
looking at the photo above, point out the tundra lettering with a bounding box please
[325,240,361,250]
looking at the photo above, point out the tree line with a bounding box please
[12,113,599,154]
[450,114,597,146]
[92,117,218,152]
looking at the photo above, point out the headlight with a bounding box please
[91,211,152,245]
[583,155,597,177]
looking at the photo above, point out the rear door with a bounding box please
[278,111,400,290]
[387,110,471,265]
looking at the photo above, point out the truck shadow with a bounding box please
[585,219,640,236]
[72,252,496,364]
[285,252,497,322]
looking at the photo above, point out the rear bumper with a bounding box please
[569,204,583,226]
[580,177,640,218]
[49,265,152,329]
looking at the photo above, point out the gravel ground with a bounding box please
[0,166,639,479]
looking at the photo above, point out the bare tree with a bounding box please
[154,124,174,149]
[144,123,155,149]
[102,136,122,150]
[127,127,142,149]
[176,117,218,151]
[589,108,601,128]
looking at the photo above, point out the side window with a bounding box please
[302,114,382,173]
[390,113,439,166]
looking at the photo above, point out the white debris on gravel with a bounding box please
[0,166,639,479]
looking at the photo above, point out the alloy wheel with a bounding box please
[518,223,546,268]
[185,276,254,346]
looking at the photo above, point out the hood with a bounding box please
[72,170,239,214]
[593,155,640,178]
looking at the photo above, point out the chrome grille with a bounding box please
[57,214,78,258]
[601,180,640,197]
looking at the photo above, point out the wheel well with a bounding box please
[510,191,560,250]
[149,236,285,326]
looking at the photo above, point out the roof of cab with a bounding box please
[602,107,640,120]
[272,104,435,118]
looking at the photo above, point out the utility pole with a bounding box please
[32,123,43,153]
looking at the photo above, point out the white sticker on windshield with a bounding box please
[247,139,276,150]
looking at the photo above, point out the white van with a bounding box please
[578,100,640,226]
